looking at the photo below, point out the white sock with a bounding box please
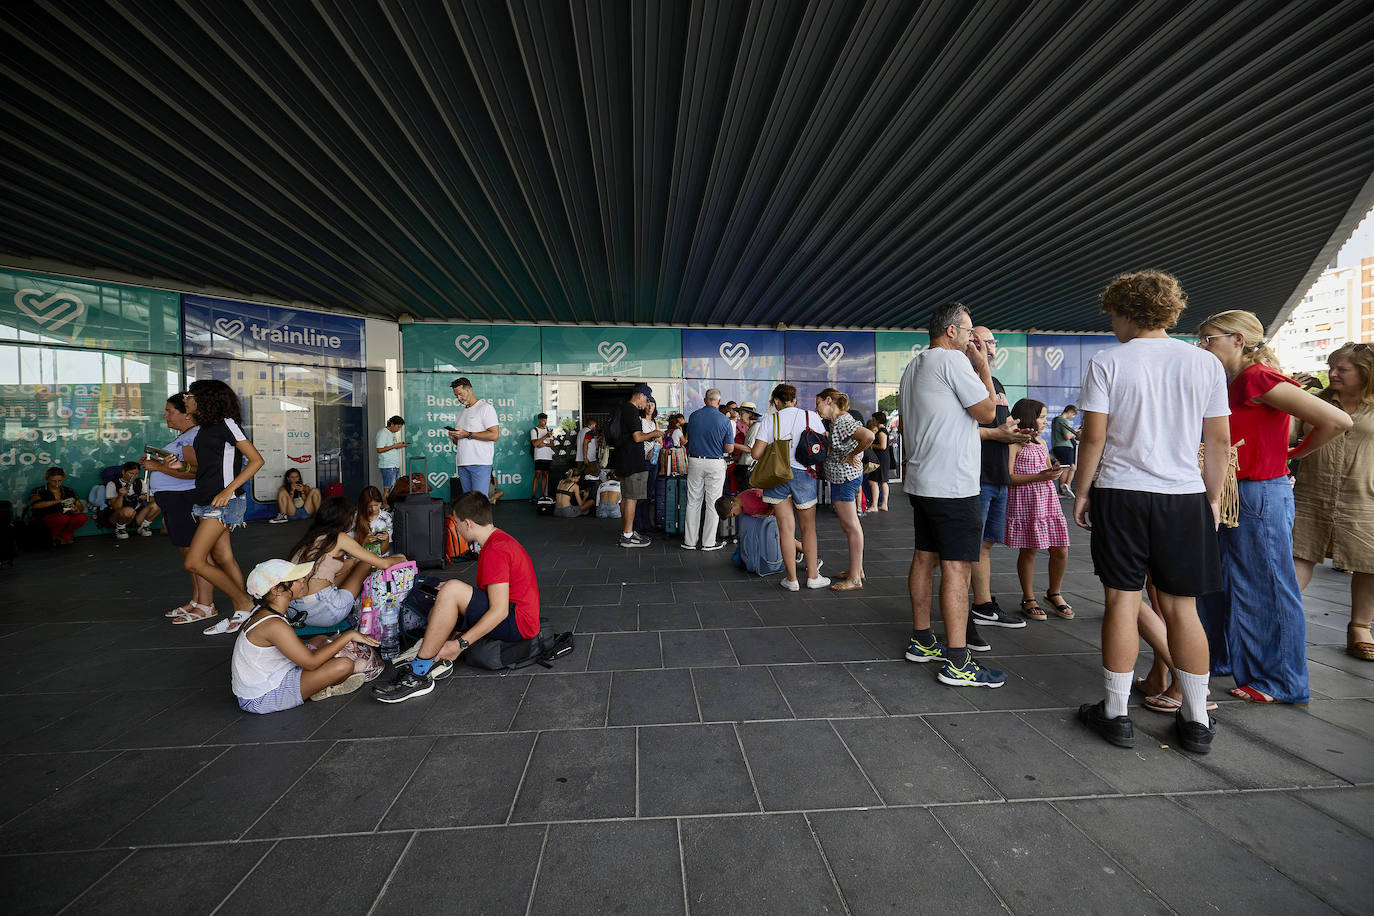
[1104,668,1132,719]
[1175,669,1210,724]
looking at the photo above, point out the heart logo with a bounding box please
[214,317,246,338]
[718,341,751,370]
[427,471,450,491]
[598,340,627,367]
[455,334,489,361]
[991,348,1009,370]
[14,289,86,332]
[1044,347,1065,371]
[817,341,845,368]
[909,343,927,358]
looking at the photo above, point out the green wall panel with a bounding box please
[0,268,181,353]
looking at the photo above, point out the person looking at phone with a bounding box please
[271,468,320,524]
[141,393,213,621]
[375,415,408,492]
[447,377,500,497]
[28,466,88,546]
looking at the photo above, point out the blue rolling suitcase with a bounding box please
[663,476,687,535]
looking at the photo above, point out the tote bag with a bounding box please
[749,414,794,489]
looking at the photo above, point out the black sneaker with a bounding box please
[372,669,435,704]
[429,658,454,680]
[965,621,991,652]
[1175,711,1215,754]
[619,533,651,548]
[969,598,1027,629]
[1078,700,1135,748]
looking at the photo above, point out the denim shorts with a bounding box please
[191,494,247,530]
[288,585,357,628]
[977,483,1008,545]
[763,472,818,510]
[829,476,862,503]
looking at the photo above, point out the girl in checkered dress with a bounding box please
[1005,399,1074,621]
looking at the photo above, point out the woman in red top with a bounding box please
[1196,310,1351,703]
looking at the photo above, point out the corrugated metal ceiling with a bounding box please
[2,0,1373,332]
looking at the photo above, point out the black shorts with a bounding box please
[154,490,198,548]
[534,459,552,471]
[1088,486,1221,597]
[1052,445,1075,466]
[908,494,982,562]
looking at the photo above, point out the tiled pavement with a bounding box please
[3,501,1372,914]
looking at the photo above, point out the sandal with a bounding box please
[1347,624,1374,661]
[1229,685,1279,703]
[830,578,864,591]
[1044,592,1075,619]
[1019,598,1047,621]
[171,603,218,625]
[203,609,252,636]
[1144,693,1219,714]
[165,603,196,619]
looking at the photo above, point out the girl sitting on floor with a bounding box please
[232,559,381,713]
[285,497,409,628]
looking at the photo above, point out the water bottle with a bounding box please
[359,596,376,637]
[379,597,400,661]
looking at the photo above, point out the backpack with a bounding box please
[444,514,472,562]
[605,407,626,447]
[464,624,576,671]
[731,514,784,576]
[87,484,109,511]
[794,411,829,469]
[535,496,555,516]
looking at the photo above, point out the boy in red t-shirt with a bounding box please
[715,490,804,557]
[374,492,541,704]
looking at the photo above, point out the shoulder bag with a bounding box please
[749,414,794,489]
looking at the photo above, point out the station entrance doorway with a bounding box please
[539,376,684,467]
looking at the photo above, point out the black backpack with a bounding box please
[464,625,575,671]
[605,407,628,448]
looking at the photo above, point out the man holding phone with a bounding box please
[375,415,408,491]
[447,378,500,497]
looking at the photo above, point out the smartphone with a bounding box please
[444,426,458,431]
[143,445,175,459]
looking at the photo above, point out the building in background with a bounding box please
[1272,264,1361,374]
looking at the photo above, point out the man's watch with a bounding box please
[456,636,471,651]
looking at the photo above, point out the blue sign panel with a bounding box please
[685,378,780,413]
[784,330,876,382]
[792,379,878,416]
[682,328,786,380]
[183,295,365,368]
[1026,334,1083,388]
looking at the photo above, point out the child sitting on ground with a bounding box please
[231,559,381,713]
[596,471,622,518]
[715,490,805,560]
[373,492,541,703]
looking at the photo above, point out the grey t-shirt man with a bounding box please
[899,348,990,499]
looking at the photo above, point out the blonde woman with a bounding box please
[1291,341,1374,662]
[815,389,874,590]
[1195,311,1351,701]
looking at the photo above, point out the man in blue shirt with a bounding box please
[683,388,741,551]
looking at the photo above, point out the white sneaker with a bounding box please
[114,527,129,540]
[806,576,831,589]
[700,543,725,552]
[269,513,289,524]
[137,525,152,537]
[780,578,800,591]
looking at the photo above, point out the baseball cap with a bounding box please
[246,559,316,599]
[633,383,654,398]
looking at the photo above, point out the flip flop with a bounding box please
[203,609,252,636]
[1144,693,1218,714]
[1228,685,1278,703]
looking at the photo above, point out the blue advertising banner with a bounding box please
[685,378,780,413]
[1026,334,1083,388]
[183,295,365,368]
[792,379,878,415]
[784,330,876,382]
[682,328,785,380]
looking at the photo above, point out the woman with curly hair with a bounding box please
[1195,310,1351,702]
[154,379,264,634]
[1291,341,1374,662]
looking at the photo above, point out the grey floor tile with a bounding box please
[567,584,624,607]
[586,631,663,671]
[1291,786,1374,840]
[560,566,610,585]
[377,825,544,912]
[620,583,677,605]
[790,624,888,662]
[607,668,700,725]
[725,627,810,665]
[680,814,844,914]
[1057,796,1338,915]
[531,820,684,915]
[1307,659,1374,699]
[245,736,434,838]
[101,687,249,749]
[738,720,880,810]
[637,723,759,816]
[511,672,611,730]
[574,604,640,632]
[768,664,884,718]
[811,807,1005,914]
[843,661,979,715]
[308,686,439,740]
[382,732,535,829]
[672,580,728,604]
[934,801,1168,914]
[1215,700,1374,783]
[0,691,105,750]
[210,693,352,745]
[217,833,411,916]
[111,741,332,845]
[2,849,131,916]
[1176,791,1374,915]
[693,666,794,721]
[66,841,273,916]
[0,747,219,854]
[996,654,1101,706]
[832,717,999,804]
[510,728,636,822]
[751,599,831,626]
[636,603,703,630]
[3,689,185,754]
[926,711,1116,799]
[411,675,530,735]
[660,629,737,667]
[0,750,117,825]
[694,599,763,628]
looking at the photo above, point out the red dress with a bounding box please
[1005,442,1070,549]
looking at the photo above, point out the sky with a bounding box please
[1335,205,1374,268]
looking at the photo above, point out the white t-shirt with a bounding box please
[530,426,554,461]
[754,406,825,471]
[898,347,991,498]
[454,399,499,466]
[1079,337,1229,494]
[576,426,595,462]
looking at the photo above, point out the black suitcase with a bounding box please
[0,500,16,566]
[393,495,446,569]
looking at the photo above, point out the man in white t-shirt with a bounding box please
[897,301,1005,690]
[576,418,598,467]
[447,377,501,497]
[1073,270,1230,756]
[530,413,555,500]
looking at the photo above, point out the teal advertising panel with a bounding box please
[402,323,542,374]
[0,268,181,353]
[988,332,1027,387]
[401,372,542,497]
[541,326,681,378]
[875,331,925,384]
